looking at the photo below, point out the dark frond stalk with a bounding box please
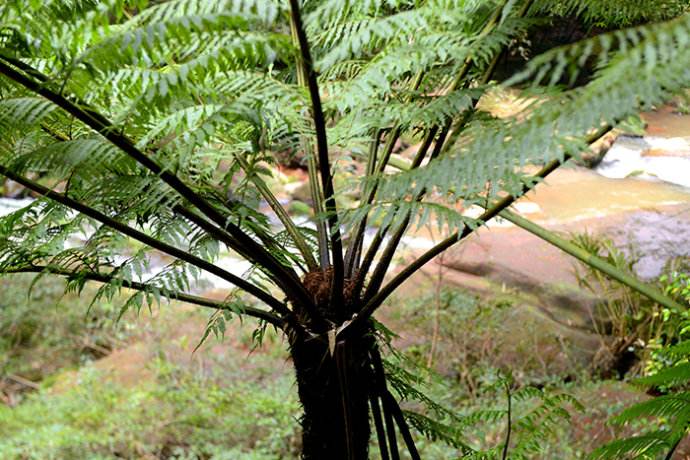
[307,145,331,268]
[384,405,401,460]
[343,125,614,335]
[3,266,283,327]
[288,0,344,299]
[344,129,383,277]
[410,127,439,169]
[344,70,424,279]
[357,0,536,303]
[365,127,401,201]
[360,126,453,302]
[501,381,512,460]
[0,58,315,310]
[366,70,424,182]
[290,17,330,269]
[0,166,291,317]
[351,128,437,293]
[362,214,410,302]
[234,154,318,271]
[383,390,421,460]
[370,392,391,460]
[371,346,401,459]
[350,224,385,298]
[334,342,356,460]
[354,73,422,213]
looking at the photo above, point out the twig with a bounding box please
[6,374,40,390]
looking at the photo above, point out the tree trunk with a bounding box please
[290,327,373,459]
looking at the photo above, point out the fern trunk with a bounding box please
[289,321,373,459]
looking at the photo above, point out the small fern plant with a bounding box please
[1,0,689,458]
[591,340,690,460]
[591,272,690,460]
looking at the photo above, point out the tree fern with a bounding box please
[1,0,689,457]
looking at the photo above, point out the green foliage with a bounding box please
[533,0,690,27]
[661,270,690,307]
[377,289,585,459]
[591,338,690,459]
[383,352,582,459]
[0,358,301,459]
[1,0,688,309]
[591,270,690,460]
[571,234,690,377]
[1,0,690,457]
[0,275,133,383]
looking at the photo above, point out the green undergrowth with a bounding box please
[0,275,137,383]
[0,277,667,459]
[0,360,301,459]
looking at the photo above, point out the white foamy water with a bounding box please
[595,136,690,189]
[0,197,34,216]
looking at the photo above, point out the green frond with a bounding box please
[589,433,672,460]
[635,363,690,388]
[508,13,690,89]
[661,340,690,359]
[403,410,475,454]
[134,0,284,25]
[10,138,135,178]
[612,393,690,425]
[533,0,689,26]
[378,13,690,208]
[1,5,689,457]
[0,97,57,129]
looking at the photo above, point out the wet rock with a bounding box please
[642,105,690,138]
[610,210,690,279]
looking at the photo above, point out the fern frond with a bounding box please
[589,433,671,460]
[612,393,690,425]
[635,363,690,389]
